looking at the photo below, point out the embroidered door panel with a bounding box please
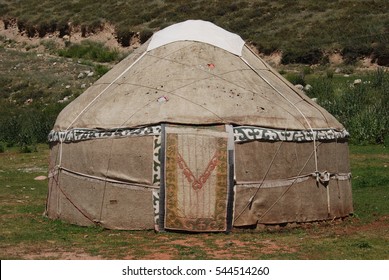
[164,127,229,232]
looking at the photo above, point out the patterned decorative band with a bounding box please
[233,126,349,142]
[48,125,349,143]
[48,125,162,143]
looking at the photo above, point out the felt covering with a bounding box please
[46,20,353,231]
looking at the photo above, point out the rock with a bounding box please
[344,74,350,77]
[304,84,313,91]
[24,98,33,105]
[335,68,341,73]
[34,175,47,181]
[353,79,362,85]
[311,97,318,103]
[81,83,86,88]
[65,85,71,89]
[78,72,85,79]
[87,71,94,77]
[295,84,304,90]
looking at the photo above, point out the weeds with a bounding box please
[303,69,389,145]
[58,40,119,63]
[1,1,389,66]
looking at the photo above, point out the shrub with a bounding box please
[372,43,389,66]
[94,64,110,77]
[58,41,119,62]
[57,21,70,38]
[116,26,135,47]
[310,69,389,145]
[342,44,372,65]
[284,72,306,86]
[0,101,66,148]
[139,28,153,44]
[282,47,323,65]
[36,19,57,38]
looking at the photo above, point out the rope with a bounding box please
[57,51,148,223]
[53,166,158,189]
[240,57,319,173]
[56,178,97,224]
[256,145,318,222]
[147,52,304,126]
[65,51,147,131]
[233,141,283,222]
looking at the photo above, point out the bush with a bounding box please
[0,101,66,148]
[372,43,389,66]
[115,26,135,47]
[282,47,323,65]
[139,28,153,44]
[309,69,389,145]
[342,44,372,65]
[94,64,110,77]
[284,72,306,86]
[58,40,119,62]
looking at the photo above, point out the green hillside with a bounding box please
[0,0,388,148]
[1,0,389,64]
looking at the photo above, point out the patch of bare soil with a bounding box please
[2,216,387,260]
[263,52,283,67]
[169,237,205,247]
[0,20,137,52]
[141,251,176,260]
[1,245,104,260]
[333,215,389,236]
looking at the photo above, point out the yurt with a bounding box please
[46,20,353,232]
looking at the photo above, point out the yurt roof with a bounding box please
[54,20,343,131]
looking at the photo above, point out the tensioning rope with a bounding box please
[240,56,319,174]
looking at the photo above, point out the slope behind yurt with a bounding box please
[46,20,353,232]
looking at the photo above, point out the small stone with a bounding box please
[34,175,47,181]
[295,84,304,90]
[65,85,71,89]
[78,72,85,79]
[353,79,362,85]
[304,84,313,91]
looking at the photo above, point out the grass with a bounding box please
[58,40,120,63]
[0,37,116,147]
[0,144,388,260]
[1,0,389,64]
